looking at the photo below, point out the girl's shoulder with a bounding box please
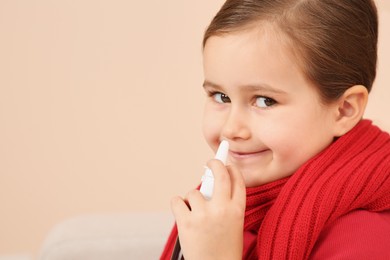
[310,209,390,259]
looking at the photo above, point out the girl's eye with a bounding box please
[255,96,277,108]
[213,92,231,104]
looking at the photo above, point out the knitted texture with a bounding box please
[161,120,390,260]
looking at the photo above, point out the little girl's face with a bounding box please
[202,27,338,187]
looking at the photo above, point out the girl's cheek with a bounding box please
[202,116,219,143]
[202,109,224,146]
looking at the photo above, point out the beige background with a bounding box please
[0,0,389,257]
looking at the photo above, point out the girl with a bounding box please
[162,0,390,259]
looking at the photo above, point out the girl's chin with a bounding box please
[239,166,289,187]
[239,167,268,187]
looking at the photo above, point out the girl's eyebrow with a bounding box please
[202,80,287,95]
[203,80,223,90]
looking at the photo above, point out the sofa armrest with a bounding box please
[38,212,173,260]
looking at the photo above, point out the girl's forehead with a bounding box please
[204,24,296,65]
[205,26,310,86]
[204,22,290,48]
[203,27,297,72]
[202,26,320,100]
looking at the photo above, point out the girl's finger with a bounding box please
[207,159,232,201]
[185,189,206,211]
[227,165,246,207]
[170,195,190,223]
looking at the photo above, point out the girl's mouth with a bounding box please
[229,149,269,160]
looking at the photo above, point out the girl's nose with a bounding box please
[221,107,251,141]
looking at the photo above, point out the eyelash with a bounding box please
[208,91,231,103]
[207,91,277,108]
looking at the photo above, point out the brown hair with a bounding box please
[203,0,378,103]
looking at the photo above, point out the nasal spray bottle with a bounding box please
[171,140,230,260]
[200,140,230,200]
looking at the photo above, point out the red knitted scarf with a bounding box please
[161,120,390,259]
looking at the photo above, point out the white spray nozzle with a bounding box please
[214,140,229,163]
[200,140,229,200]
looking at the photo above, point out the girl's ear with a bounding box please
[333,85,368,137]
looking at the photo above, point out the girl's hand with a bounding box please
[171,159,246,260]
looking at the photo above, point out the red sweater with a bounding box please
[310,209,390,259]
[242,209,390,259]
[244,210,390,260]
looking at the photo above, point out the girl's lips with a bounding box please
[229,149,269,160]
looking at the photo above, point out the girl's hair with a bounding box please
[203,0,378,103]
